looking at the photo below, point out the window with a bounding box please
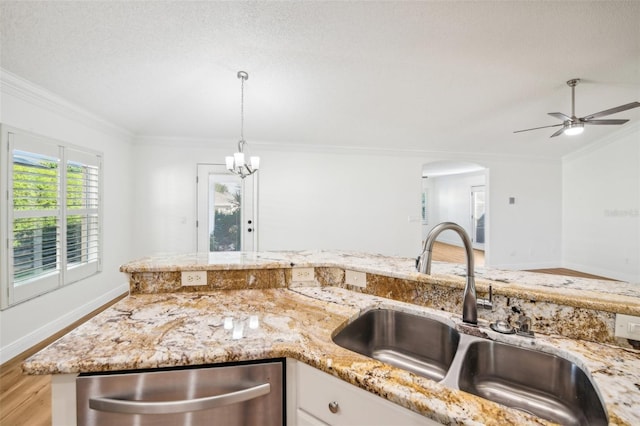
[1,126,102,308]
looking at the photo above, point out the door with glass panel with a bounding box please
[196,164,257,253]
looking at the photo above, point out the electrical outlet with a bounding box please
[345,270,366,288]
[292,267,315,282]
[615,314,640,340]
[181,271,207,286]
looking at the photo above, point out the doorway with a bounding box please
[422,161,488,265]
[196,164,258,253]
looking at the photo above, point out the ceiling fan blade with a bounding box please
[583,119,629,125]
[548,112,572,121]
[513,123,563,134]
[582,101,640,120]
[550,127,566,138]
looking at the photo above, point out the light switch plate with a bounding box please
[615,313,640,340]
[292,267,315,282]
[345,270,366,288]
[181,271,207,286]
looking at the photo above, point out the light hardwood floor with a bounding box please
[434,242,615,281]
[524,267,616,281]
[0,248,613,425]
[432,241,485,266]
[0,293,127,426]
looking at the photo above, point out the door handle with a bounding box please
[89,382,270,415]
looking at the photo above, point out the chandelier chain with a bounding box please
[240,74,245,141]
[226,70,258,179]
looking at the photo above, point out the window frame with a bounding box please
[1,125,103,309]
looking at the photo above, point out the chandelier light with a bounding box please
[225,71,259,178]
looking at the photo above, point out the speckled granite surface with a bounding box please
[23,288,640,425]
[121,251,640,347]
[120,250,640,313]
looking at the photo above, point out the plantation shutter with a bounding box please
[9,133,62,302]
[5,129,102,307]
[65,148,101,283]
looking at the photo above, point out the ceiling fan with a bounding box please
[514,78,640,138]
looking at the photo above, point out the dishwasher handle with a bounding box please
[89,382,271,415]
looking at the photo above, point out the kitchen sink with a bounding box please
[333,308,608,425]
[332,309,460,382]
[457,340,608,426]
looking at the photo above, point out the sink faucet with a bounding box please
[417,222,478,325]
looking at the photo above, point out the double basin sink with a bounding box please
[332,308,608,425]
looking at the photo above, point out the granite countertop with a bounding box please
[23,286,640,425]
[120,250,640,315]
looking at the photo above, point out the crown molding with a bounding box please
[1,68,133,141]
[133,135,232,149]
[133,134,559,165]
[562,120,640,163]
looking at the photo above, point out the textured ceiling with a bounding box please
[1,1,639,159]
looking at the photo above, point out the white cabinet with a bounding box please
[293,361,440,426]
[296,408,329,426]
[52,374,78,426]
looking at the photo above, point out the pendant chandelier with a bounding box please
[225,71,259,179]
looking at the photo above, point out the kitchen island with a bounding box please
[23,251,640,425]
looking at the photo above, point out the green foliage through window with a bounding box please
[11,149,100,285]
[210,186,241,251]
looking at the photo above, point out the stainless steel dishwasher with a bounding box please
[76,359,284,426]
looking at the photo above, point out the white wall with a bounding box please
[132,139,563,269]
[423,171,486,245]
[563,124,640,282]
[420,156,562,270]
[427,155,562,269]
[131,141,425,257]
[0,72,134,362]
[129,138,203,257]
[259,150,425,256]
[487,158,562,270]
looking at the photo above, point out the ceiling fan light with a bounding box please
[564,123,584,136]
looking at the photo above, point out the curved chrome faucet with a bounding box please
[417,222,478,325]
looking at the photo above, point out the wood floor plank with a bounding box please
[525,268,616,281]
[432,241,485,266]
[1,375,50,425]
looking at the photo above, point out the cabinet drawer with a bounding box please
[297,408,329,426]
[296,363,438,426]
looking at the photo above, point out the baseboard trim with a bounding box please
[0,283,128,364]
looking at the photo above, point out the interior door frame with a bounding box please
[196,164,258,253]
[470,184,486,250]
